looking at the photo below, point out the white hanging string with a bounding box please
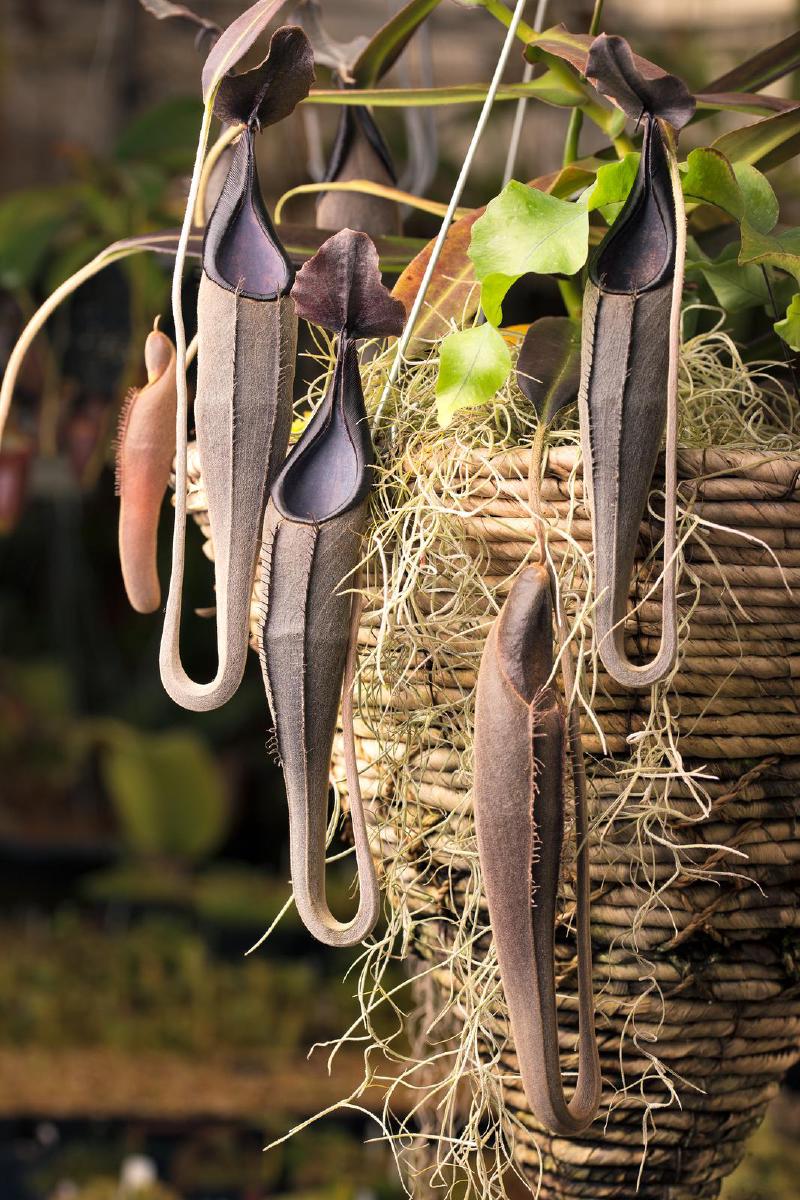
[373,0,532,427]
[501,0,550,186]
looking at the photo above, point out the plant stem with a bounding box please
[587,0,605,38]
[557,277,583,321]
[481,0,537,44]
[563,109,583,166]
[527,422,547,556]
[562,0,604,166]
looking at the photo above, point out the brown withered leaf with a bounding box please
[392,207,483,350]
[213,25,315,128]
[586,33,695,129]
[291,229,406,338]
[516,317,580,426]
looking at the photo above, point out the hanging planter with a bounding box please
[330,426,800,1200]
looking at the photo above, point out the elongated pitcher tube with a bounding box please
[474,565,601,1135]
[259,340,378,946]
[578,115,685,689]
[257,229,405,946]
[160,127,297,712]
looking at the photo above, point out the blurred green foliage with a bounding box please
[0,97,199,298]
[99,724,228,861]
[0,912,358,1055]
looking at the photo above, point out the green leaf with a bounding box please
[469,181,589,326]
[583,153,639,222]
[680,147,743,220]
[686,243,771,312]
[101,728,228,861]
[739,221,800,282]
[712,108,800,171]
[733,162,779,233]
[535,159,606,199]
[435,323,511,428]
[775,292,800,350]
[352,0,443,86]
[304,76,583,108]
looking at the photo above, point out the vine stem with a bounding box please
[166,98,216,624]
[194,121,243,225]
[0,247,135,448]
[562,0,605,167]
[373,0,532,430]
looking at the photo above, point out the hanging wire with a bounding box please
[501,0,550,186]
[373,0,533,428]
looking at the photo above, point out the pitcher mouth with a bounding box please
[272,339,374,526]
[589,115,676,297]
[202,124,294,301]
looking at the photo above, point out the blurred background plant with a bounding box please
[1,1,800,1197]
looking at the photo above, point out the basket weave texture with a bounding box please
[186,439,800,1200]
[333,444,800,1200]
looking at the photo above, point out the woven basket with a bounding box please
[187,440,800,1200]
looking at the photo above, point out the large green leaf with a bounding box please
[686,244,771,313]
[101,728,228,861]
[435,323,511,428]
[680,148,743,220]
[733,162,779,233]
[583,153,639,222]
[775,292,800,350]
[469,181,589,326]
